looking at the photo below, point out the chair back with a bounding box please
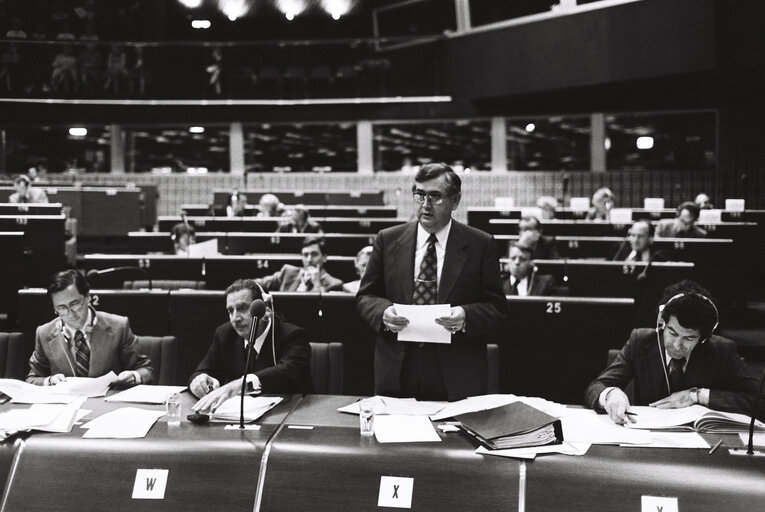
[309,342,343,394]
[137,336,178,385]
[487,343,499,394]
[124,280,206,290]
[0,332,26,380]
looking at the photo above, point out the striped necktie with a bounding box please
[413,234,438,305]
[74,330,90,377]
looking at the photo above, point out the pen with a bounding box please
[624,411,638,417]
[708,440,723,454]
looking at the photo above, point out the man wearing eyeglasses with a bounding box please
[26,270,153,386]
[357,163,507,401]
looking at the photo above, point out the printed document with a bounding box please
[394,303,451,343]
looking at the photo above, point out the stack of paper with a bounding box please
[337,396,445,416]
[210,396,282,423]
[0,398,86,439]
[81,407,166,439]
[374,415,441,443]
[106,385,187,404]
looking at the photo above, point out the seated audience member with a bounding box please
[171,223,196,256]
[518,215,559,260]
[609,220,669,262]
[27,270,153,386]
[189,279,312,411]
[585,187,614,221]
[226,190,248,217]
[343,246,373,294]
[257,193,282,217]
[536,195,558,220]
[9,174,48,203]
[257,237,343,292]
[695,193,714,210]
[502,242,557,296]
[584,281,762,424]
[276,205,323,234]
[655,202,707,238]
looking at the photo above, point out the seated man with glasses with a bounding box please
[357,163,507,401]
[26,270,153,386]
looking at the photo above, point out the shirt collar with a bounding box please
[244,317,272,354]
[417,220,452,249]
[62,307,95,342]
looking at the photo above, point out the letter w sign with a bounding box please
[132,469,169,499]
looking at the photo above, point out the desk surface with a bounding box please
[1,394,764,512]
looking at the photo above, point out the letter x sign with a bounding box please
[378,476,414,508]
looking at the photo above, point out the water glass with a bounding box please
[166,392,182,426]
[359,399,375,436]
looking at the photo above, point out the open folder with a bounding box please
[455,401,563,450]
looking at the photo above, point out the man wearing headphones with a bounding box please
[27,270,153,386]
[584,281,761,424]
[189,279,312,412]
[655,202,708,239]
[502,242,557,296]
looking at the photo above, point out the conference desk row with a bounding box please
[158,215,408,235]
[1,393,763,512]
[17,291,637,404]
[182,203,399,218]
[211,189,386,207]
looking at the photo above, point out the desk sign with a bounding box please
[641,495,678,512]
[377,476,414,508]
[132,469,169,499]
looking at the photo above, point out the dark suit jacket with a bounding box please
[531,236,559,260]
[609,241,670,262]
[502,273,557,296]
[356,220,508,401]
[189,317,313,394]
[257,264,343,292]
[584,328,762,419]
[27,311,153,385]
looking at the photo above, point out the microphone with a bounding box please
[239,299,267,429]
[729,366,765,457]
[86,266,153,291]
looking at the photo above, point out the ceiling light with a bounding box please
[189,126,205,133]
[525,123,535,132]
[177,0,203,7]
[69,127,87,137]
[191,19,211,29]
[636,136,654,150]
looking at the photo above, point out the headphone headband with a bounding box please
[254,281,273,306]
[659,291,719,335]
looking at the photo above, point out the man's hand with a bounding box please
[650,390,696,409]
[192,378,240,412]
[435,306,466,334]
[114,370,138,388]
[189,373,220,399]
[49,374,66,385]
[382,305,409,333]
[603,388,636,425]
[303,266,321,288]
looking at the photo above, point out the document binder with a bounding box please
[455,401,563,450]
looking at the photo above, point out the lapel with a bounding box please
[44,320,74,374]
[438,221,468,303]
[392,223,417,302]
[87,313,110,376]
[636,337,669,401]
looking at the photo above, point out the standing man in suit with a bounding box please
[257,237,343,292]
[357,163,507,401]
[189,279,312,412]
[502,242,557,296]
[27,270,153,386]
[584,281,762,424]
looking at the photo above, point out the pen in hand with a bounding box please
[624,411,638,417]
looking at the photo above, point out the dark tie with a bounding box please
[668,357,686,393]
[74,330,90,377]
[413,234,438,305]
[509,278,519,296]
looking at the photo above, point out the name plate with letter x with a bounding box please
[378,476,414,509]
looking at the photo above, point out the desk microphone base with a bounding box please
[728,448,765,457]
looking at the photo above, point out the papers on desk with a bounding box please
[82,407,165,439]
[0,398,86,439]
[561,409,653,445]
[476,441,590,460]
[623,405,765,433]
[374,415,441,443]
[105,385,187,404]
[50,372,119,397]
[638,432,709,449]
[337,396,445,416]
[209,396,282,423]
[0,379,79,404]
[393,303,451,344]
[431,394,567,421]
[738,432,765,447]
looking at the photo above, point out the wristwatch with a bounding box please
[688,387,700,404]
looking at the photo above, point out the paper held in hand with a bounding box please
[393,303,451,344]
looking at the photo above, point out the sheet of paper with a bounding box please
[431,394,521,421]
[189,238,219,257]
[394,303,452,343]
[374,415,441,443]
[105,385,187,404]
[624,405,708,430]
[623,432,709,449]
[476,441,590,459]
[561,409,652,445]
[738,432,765,446]
[337,396,445,416]
[210,396,282,423]
[52,372,119,397]
[35,398,87,433]
[82,407,165,438]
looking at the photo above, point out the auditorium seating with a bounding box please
[212,189,385,209]
[182,203,398,218]
[137,335,178,386]
[158,215,406,235]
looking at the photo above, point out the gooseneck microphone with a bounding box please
[730,366,765,457]
[240,299,267,429]
[86,266,153,291]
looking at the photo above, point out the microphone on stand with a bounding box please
[729,366,765,457]
[86,266,153,291]
[239,299,267,429]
